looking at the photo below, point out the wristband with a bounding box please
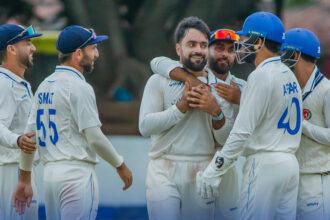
[212,111,224,121]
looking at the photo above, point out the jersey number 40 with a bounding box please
[277,97,301,135]
[36,108,59,147]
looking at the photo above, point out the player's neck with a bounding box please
[254,47,277,67]
[294,62,315,90]
[215,72,228,81]
[2,60,26,78]
[61,61,84,75]
[185,67,207,77]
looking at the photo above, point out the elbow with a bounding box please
[139,120,151,137]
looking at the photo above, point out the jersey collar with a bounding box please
[302,65,318,95]
[0,66,28,84]
[55,65,86,81]
[258,56,281,68]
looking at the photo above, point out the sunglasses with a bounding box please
[7,25,36,44]
[79,28,97,48]
[212,29,239,42]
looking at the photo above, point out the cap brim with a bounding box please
[85,35,109,46]
[20,33,43,41]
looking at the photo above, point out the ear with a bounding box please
[175,43,181,57]
[254,38,263,51]
[293,51,300,60]
[73,49,83,61]
[6,45,17,56]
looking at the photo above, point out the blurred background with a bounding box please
[0,0,329,219]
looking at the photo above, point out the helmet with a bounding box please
[281,28,320,58]
[234,12,285,64]
[236,11,285,43]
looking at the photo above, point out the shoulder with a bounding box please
[0,74,14,91]
[230,74,246,88]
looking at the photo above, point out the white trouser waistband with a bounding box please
[44,160,96,168]
[246,151,295,164]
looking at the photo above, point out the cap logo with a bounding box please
[318,46,320,54]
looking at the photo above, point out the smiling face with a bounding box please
[15,39,36,68]
[208,40,235,75]
[176,28,208,72]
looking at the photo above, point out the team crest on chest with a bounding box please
[303,109,312,120]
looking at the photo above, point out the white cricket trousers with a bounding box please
[0,164,38,220]
[146,155,217,220]
[43,161,99,220]
[215,165,240,220]
[238,152,299,220]
[297,173,330,220]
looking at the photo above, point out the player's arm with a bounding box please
[139,75,188,137]
[302,89,330,145]
[150,56,203,87]
[83,126,132,190]
[13,123,37,215]
[197,71,270,199]
[0,88,36,153]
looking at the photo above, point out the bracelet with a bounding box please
[212,111,224,121]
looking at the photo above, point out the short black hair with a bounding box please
[58,52,72,64]
[174,16,210,44]
[264,39,281,54]
[301,53,317,64]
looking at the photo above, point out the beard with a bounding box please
[181,53,207,72]
[208,56,233,75]
[80,53,95,73]
[19,52,33,68]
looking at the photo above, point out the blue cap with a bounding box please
[56,25,108,54]
[0,24,42,51]
[236,11,285,43]
[281,28,320,58]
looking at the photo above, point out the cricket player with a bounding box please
[140,16,236,220]
[281,28,330,220]
[150,28,247,219]
[0,24,42,220]
[196,11,303,220]
[12,25,132,220]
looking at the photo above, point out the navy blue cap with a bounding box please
[56,25,108,54]
[0,24,42,51]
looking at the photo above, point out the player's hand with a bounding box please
[17,133,37,154]
[214,80,241,105]
[176,81,192,113]
[196,170,221,199]
[12,181,33,215]
[116,162,133,190]
[187,84,221,116]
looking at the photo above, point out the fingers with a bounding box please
[122,173,133,191]
[215,82,230,90]
[185,81,191,91]
[25,133,35,138]
[230,80,239,88]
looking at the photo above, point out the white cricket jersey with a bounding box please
[27,65,101,164]
[221,57,302,160]
[149,56,247,146]
[139,71,222,159]
[0,67,32,165]
[295,66,330,173]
